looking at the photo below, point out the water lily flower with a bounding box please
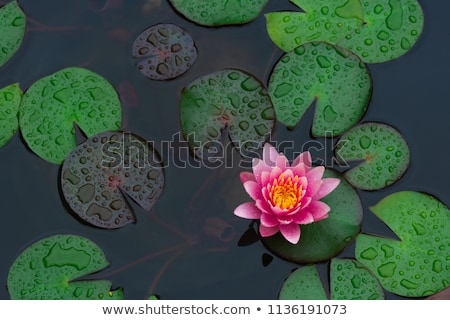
[234,143,340,244]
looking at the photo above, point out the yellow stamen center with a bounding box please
[269,173,303,210]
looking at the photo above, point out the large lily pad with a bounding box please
[268,42,371,135]
[180,69,275,159]
[8,234,123,299]
[61,131,165,229]
[335,122,410,190]
[132,23,197,81]
[262,169,362,264]
[0,83,22,147]
[356,191,450,297]
[169,0,269,26]
[266,0,424,63]
[279,259,384,300]
[0,1,26,67]
[19,67,122,164]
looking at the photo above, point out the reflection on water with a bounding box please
[0,0,449,300]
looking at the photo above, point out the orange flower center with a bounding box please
[269,173,303,210]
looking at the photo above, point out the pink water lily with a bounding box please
[234,143,340,244]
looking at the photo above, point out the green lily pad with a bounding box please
[0,83,22,147]
[7,234,123,299]
[279,265,327,300]
[0,1,26,67]
[279,259,384,300]
[61,131,165,229]
[19,67,122,164]
[337,0,424,63]
[180,69,275,159]
[268,41,371,136]
[266,0,363,53]
[335,122,410,190]
[356,191,450,297]
[169,0,269,26]
[262,169,362,264]
[132,23,197,80]
[266,0,424,63]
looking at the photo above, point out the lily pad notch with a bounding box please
[61,131,165,229]
[265,0,425,63]
[19,67,122,164]
[268,41,371,136]
[180,68,275,160]
[8,234,124,299]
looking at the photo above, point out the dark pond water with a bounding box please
[0,0,448,300]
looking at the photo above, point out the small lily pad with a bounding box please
[7,234,123,299]
[266,0,363,53]
[279,265,328,300]
[169,0,269,26]
[0,83,22,147]
[61,131,165,229]
[19,67,122,164]
[180,69,275,159]
[335,122,410,190]
[268,41,371,136]
[356,191,450,297]
[0,1,26,67]
[132,23,197,80]
[337,0,424,63]
[266,0,424,63]
[262,169,362,264]
[279,259,384,300]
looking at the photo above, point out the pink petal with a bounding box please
[261,171,270,187]
[313,178,340,200]
[292,211,314,224]
[300,196,312,209]
[276,153,289,171]
[252,158,271,185]
[255,199,271,214]
[279,223,301,244]
[304,166,325,198]
[282,168,294,179]
[240,171,255,184]
[292,151,312,168]
[259,224,279,237]
[243,181,262,201]
[291,162,306,177]
[270,166,282,182]
[234,202,262,219]
[260,212,279,227]
[308,200,331,220]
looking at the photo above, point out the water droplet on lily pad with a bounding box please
[356,191,450,297]
[0,1,25,67]
[61,131,165,229]
[169,0,269,26]
[180,69,274,159]
[8,234,123,299]
[132,23,197,80]
[268,42,371,136]
[19,67,122,164]
[335,122,410,190]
